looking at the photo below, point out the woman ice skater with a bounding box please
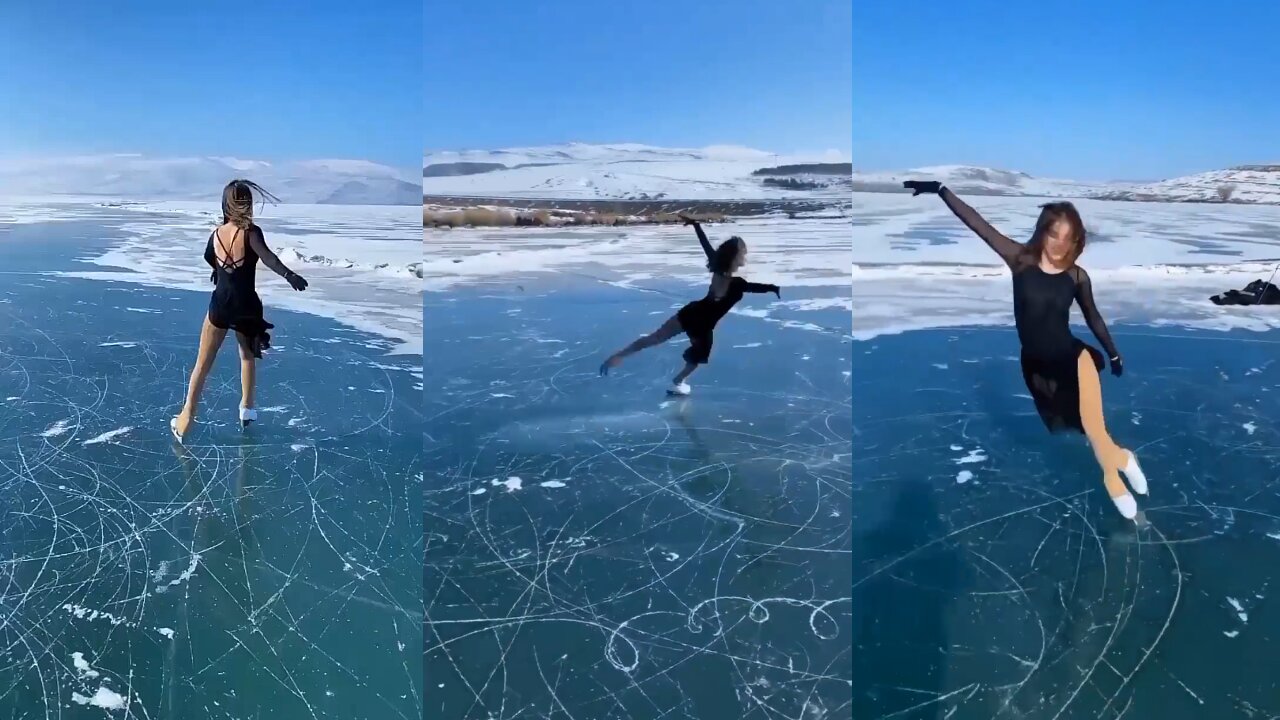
[599,215,780,395]
[904,180,1149,520]
[170,179,309,442]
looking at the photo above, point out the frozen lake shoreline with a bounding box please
[2,197,423,355]
[425,215,853,322]
[852,192,1280,340]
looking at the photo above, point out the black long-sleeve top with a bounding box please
[204,225,295,287]
[679,222,777,331]
[939,188,1119,360]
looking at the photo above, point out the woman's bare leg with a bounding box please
[176,316,229,435]
[235,332,256,409]
[601,315,683,372]
[1077,351,1131,500]
[673,362,698,385]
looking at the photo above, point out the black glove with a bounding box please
[771,285,781,299]
[286,272,308,291]
[679,214,697,226]
[209,270,217,285]
[903,180,943,196]
[1110,355,1124,377]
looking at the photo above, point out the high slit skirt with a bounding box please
[1020,338,1104,434]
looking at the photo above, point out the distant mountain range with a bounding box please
[423,143,852,201]
[12,149,1269,207]
[853,164,1280,204]
[0,155,420,205]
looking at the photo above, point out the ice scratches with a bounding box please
[426,371,853,718]
[0,283,422,719]
[854,333,1280,719]
[853,470,1187,719]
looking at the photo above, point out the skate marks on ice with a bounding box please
[426,287,853,719]
[854,328,1280,719]
[0,266,421,718]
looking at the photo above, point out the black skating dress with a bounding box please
[940,188,1120,434]
[204,224,293,359]
[675,224,778,365]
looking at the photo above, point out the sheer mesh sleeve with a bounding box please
[249,227,294,279]
[692,223,715,260]
[940,187,1025,267]
[1072,267,1119,358]
[737,278,778,294]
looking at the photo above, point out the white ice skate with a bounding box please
[1111,492,1138,520]
[667,382,691,397]
[1120,450,1148,496]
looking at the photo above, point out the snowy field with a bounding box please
[426,215,852,318]
[853,191,1280,339]
[1,197,423,355]
[424,143,850,201]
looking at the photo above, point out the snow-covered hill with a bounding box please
[855,164,1280,204]
[423,143,851,201]
[1096,166,1280,204]
[0,154,420,205]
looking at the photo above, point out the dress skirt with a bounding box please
[1020,338,1104,434]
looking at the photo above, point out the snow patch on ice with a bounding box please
[83,427,132,445]
[492,476,523,492]
[954,448,987,465]
[1227,596,1249,623]
[70,687,127,710]
[71,652,99,679]
[40,419,75,438]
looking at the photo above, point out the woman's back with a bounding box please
[212,223,253,265]
[206,223,260,297]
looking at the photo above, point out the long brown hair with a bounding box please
[221,179,281,228]
[1023,201,1086,268]
[708,236,746,274]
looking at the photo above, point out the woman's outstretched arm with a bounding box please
[1073,267,1120,362]
[249,227,309,291]
[939,187,1025,266]
[737,278,780,296]
[681,216,715,260]
[904,181,1024,267]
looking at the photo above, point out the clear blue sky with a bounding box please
[0,0,420,167]
[855,0,1280,180]
[423,0,852,156]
